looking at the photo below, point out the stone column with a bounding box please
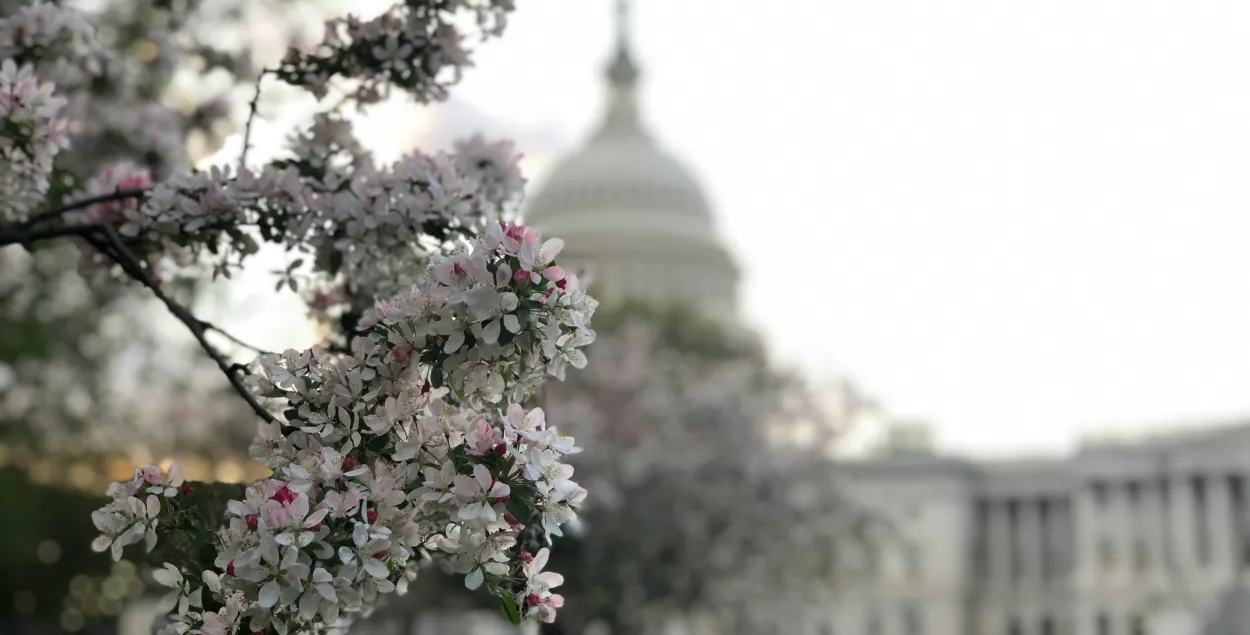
[1019,499,1045,588]
[1139,482,1167,584]
[1046,499,1073,581]
[1170,475,1198,573]
[1207,473,1235,576]
[989,500,1015,586]
[1107,483,1133,582]
[1074,486,1100,588]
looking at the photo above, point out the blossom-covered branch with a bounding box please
[1,0,596,633]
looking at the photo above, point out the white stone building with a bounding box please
[827,425,1250,635]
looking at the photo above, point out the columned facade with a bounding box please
[830,423,1250,635]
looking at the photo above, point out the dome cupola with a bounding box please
[523,0,738,319]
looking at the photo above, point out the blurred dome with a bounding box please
[522,3,738,320]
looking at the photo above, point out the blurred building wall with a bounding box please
[826,422,1250,635]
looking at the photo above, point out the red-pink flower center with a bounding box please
[391,345,409,363]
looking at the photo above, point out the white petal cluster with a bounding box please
[105,129,524,299]
[274,0,515,105]
[92,226,594,633]
[90,463,188,562]
[0,59,68,222]
[0,1,598,631]
[0,1,106,85]
[453,133,526,209]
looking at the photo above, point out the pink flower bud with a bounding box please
[542,266,566,282]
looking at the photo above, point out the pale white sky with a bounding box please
[216,0,1250,458]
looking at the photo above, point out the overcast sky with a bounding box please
[218,0,1250,458]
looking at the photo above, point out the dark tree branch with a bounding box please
[14,188,149,231]
[206,325,274,356]
[239,70,271,172]
[2,190,280,420]
[80,224,277,424]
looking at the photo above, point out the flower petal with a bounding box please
[363,558,389,579]
[464,568,484,590]
[258,580,281,608]
[91,535,112,553]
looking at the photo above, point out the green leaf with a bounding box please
[367,435,390,453]
[499,594,522,625]
[506,497,533,527]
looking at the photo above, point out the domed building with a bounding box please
[522,1,739,321]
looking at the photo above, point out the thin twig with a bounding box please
[15,188,148,230]
[204,323,274,356]
[81,224,277,424]
[239,70,270,173]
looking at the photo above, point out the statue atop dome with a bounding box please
[606,0,639,88]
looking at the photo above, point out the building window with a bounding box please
[902,605,922,635]
[1093,481,1109,508]
[1041,616,1055,635]
[1099,536,1116,570]
[1135,538,1151,570]
[1097,613,1111,635]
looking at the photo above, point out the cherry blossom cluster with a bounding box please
[0,1,106,84]
[453,133,527,210]
[0,59,69,222]
[276,0,516,104]
[2,0,599,630]
[90,228,595,632]
[90,463,193,562]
